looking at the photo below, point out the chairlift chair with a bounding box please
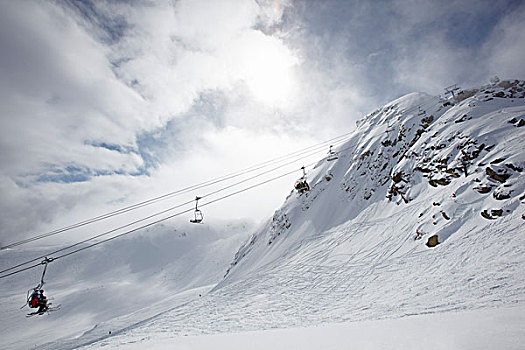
[190,196,204,224]
[326,145,339,161]
[418,107,426,116]
[24,257,53,309]
[295,180,310,194]
[295,166,310,194]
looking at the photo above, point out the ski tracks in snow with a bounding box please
[75,212,524,349]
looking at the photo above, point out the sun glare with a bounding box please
[237,33,298,107]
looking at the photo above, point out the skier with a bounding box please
[36,290,48,313]
[29,290,40,308]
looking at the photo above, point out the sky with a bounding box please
[0,0,524,246]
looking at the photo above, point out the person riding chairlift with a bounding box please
[295,180,310,193]
[29,289,48,313]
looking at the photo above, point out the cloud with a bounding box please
[484,3,525,79]
[1,0,525,245]
[0,1,148,178]
[389,0,525,92]
[0,0,308,243]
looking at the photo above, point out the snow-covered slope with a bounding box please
[0,221,251,349]
[91,80,523,348]
[3,80,524,350]
[224,80,525,283]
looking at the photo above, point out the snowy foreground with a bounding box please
[1,81,524,349]
[84,305,525,350]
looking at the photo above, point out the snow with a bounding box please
[0,221,252,349]
[1,80,524,350]
[82,305,525,350]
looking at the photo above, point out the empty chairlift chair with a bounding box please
[190,196,204,224]
[327,145,338,161]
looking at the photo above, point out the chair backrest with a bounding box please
[190,209,203,223]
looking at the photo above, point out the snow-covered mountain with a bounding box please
[2,80,524,349]
[224,79,524,284]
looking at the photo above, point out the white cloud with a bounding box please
[0,0,309,242]
[392,34,476,93]
[0,1,148,178]
[389,0,525,93]
[484,4,525,79]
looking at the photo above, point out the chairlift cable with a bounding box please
[0,197,195,276]
[0,161,320,280]
[3,96,438,251]
[6,97,441,249]
[0,98,444,278]
[1,133,354,250]
[55,163,318,261]
[4,140,347,252]
[0,149,328,276]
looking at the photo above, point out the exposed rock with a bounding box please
[441,212,450,220]
[456,89,478,102]
[484,144,495,152]
[360,150,373,160]
[474,186,492,194]
[471,143,485,159]
[481,209,504,220]
[486,167,511,183]
[445,168,461,178]
[420,115,434,128]
[492,209,503,217]
[414,166,432,173]
[493,190,512,200]
[490,158,506,164]
[506,163,523,172]
[392,172,404,183]
[426,235,439,247]
[481,210,496,220]
[429,178,451,187]
[498,81,513,89]
[518,119,525,127]
[455,114,472,123]
[381,139,393,147]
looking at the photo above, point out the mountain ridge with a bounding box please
[223,79,525,283]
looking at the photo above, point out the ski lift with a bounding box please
[295,166,310,194]
[190,196,204,224]
[24,257,53,310]
[326,145,339,161]
[417,107,426,116]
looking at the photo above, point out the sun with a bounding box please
[236,31,299,107]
